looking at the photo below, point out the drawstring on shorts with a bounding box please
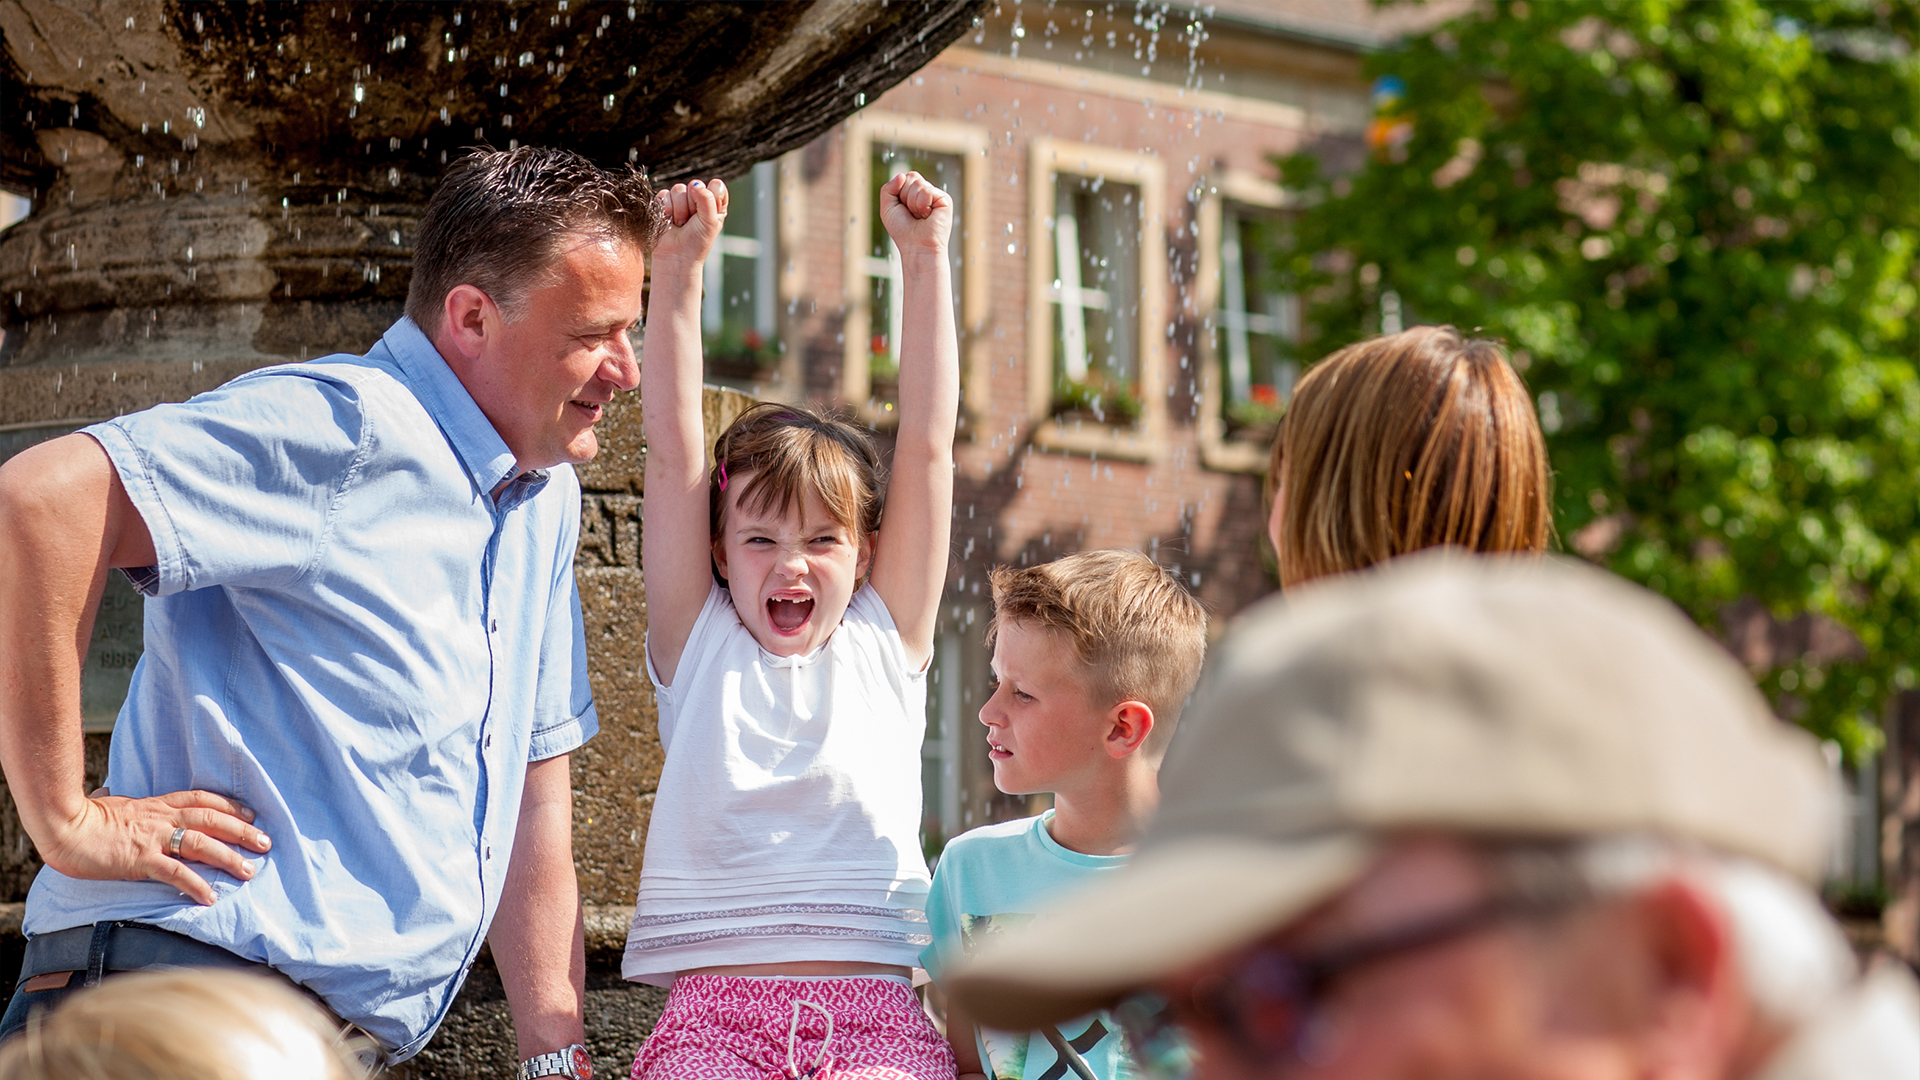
[786,999,835,1080]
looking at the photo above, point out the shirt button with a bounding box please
[490,619,498,633]
[485,846,492,860]
[485,734,493,749]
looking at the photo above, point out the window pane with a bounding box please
[705,162,778,378]
[1220,204,1299,440]
[723,166,759,239]
[1052,176,1140,424]
[867,144,964,401]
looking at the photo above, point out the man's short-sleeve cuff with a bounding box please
[528,702,597,761]
[84,421,187,596]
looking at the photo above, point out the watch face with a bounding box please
[572,1047,593,1080]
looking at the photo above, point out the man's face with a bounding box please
[1157,838,1656,1080]
[471,236,644,472]
[979,621,1113,796]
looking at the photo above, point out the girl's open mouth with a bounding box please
[767,597,814,633]
[987,737,1011,760]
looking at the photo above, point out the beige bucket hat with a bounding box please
[947,552,1836,1029]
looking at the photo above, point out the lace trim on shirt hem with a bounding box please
[632,903,923,929]
[627,923,933,952]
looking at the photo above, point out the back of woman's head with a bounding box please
[1268,325,1550,587]
[0,969,370,1080]
[709,402,886,541]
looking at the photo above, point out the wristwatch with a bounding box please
[519,1044,593,1080]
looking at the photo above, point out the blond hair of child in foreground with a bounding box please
[0,969,370,1080]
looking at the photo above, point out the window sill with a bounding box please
[1199,434,1270,474]
[1031,418,1164,463]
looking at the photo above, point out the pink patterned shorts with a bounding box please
[629,975,955,1080]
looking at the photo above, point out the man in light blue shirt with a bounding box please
[0,147,658,1070]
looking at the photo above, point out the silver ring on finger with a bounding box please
[168,827,186,858]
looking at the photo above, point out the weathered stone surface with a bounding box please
[387,906,668,1079]
[0,193,417,331]
[574,563,655,909]
[2,1,987,196]
[0,356,266,423]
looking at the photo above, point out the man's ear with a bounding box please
[1105,701,1155,759]
[441,284,495,361]
[1592,879,1748,1079]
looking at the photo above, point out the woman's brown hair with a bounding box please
[709,402,886,542]
[1266,325,1551,587]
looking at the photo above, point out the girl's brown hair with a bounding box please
[1266,325,1551,587]
[709,402,886,542]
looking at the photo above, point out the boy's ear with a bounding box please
[1105,701,1155,759]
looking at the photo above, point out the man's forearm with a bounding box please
[0,437,120,851]
[0,436,264,903]
[491,752,587,1060]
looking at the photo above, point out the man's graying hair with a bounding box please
[405,146,663,332]
[1480,834,1855,1025]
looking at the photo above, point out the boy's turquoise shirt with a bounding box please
[924,811,1134,1080]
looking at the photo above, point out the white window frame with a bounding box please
[1026,139,1168,462]
[1195,171,1294,473]
[701,160,780,381]
[840,113,991,428]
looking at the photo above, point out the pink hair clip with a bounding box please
[718,461,729,492]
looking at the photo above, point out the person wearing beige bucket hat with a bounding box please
[946,553,1920,1080]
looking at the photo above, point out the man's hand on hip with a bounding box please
[40,788,271,907]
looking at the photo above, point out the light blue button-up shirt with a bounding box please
[25,318,598,1060]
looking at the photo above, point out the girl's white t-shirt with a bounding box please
[622,582,933,986]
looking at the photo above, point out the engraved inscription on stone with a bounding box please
[0,421,137,732]
[83,574,142,732]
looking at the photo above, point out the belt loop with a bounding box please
[84,921,115,988]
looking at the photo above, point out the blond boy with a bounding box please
[923,550,1208,1080]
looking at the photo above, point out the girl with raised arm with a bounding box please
[624,173,959,1078]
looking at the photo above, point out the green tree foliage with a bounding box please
[1274,0,1919,757]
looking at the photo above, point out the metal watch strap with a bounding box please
[519,1044,592,1080]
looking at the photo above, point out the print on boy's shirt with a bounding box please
[960,913,1131,1080]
